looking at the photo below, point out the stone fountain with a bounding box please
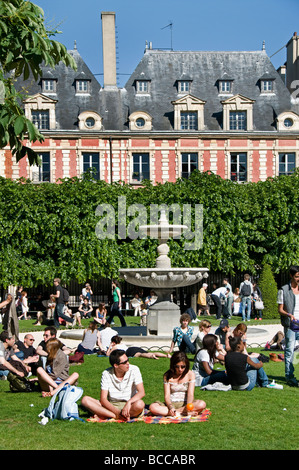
[119,210,209,335]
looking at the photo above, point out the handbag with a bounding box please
[255,300,264,310]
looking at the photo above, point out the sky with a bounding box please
[36,0,299,87]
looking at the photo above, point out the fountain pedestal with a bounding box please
[119,210,209,336]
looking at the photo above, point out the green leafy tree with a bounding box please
[0,0,76,164]
[258,264,278,319]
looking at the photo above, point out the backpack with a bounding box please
[7,372,36,393]
[240,283,251,297]
[43,383,83,421]
[61,287,70,303]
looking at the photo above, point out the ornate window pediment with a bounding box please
[24,93,57,130]
[171,94,206,131]
[221,94,255,131]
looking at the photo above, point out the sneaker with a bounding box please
[0,375,7,381]
[266,380,283,390]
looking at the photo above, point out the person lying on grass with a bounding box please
[36,338,79,397]
[149,351,206,417]
[106,335,171,360]
[81,350,145,421]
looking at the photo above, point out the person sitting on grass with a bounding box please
[225,336,283,390]
[192,334,228,387]
[149,351,206,417]
[77,321,101,355]
[94,302,107,326]
[81,349,145,421]
[169,313,194,354]
[36,338,79,397]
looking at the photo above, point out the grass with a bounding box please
[1,314,297,451]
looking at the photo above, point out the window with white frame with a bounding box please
[261,79,274,93]
[178,81,191,93]
[82,152,100,179]
[230,153,247,182]
[132,153,150,182]
[42,79,56,93]
[219,80,232,94]
[76,80,89,93]
[31,152,51,182]
[229,111,247,131]
[279,152,296,176]
[181,153,198,179]
[136,80,150,94]
[31,110,50,130]
[180,111,198,130]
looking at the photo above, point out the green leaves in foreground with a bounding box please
[0,0,77,164]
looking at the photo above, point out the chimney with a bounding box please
[286,32,299,92]
[101,12,117,88]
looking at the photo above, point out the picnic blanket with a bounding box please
[87,408,211,424]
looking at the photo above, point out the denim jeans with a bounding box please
[54,303,73,328]
[179,334,196,354]
[199,370,228,387]
[107,302,127,327]
[284,327,299,380]
[245,357,268,390]
[241,296,252,321]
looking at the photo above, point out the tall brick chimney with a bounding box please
[286,32,299,93]
[101,12,117,88]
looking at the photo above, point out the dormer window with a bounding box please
[261,79,274,93]
[76,79,90,93]
[128,111,152,131]
[42,79,57,94]
[219,80,232,94]
[136,80,150,94]
[217,74,234,95]
[172,95,206,131]
[178,80,191,93]
[221,94,255,131]
[31,110,49,130]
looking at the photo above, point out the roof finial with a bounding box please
[262,40,266,51]
[74,40,77,50]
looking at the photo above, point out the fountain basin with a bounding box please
[119,267,209,289]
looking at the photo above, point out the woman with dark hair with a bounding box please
[192,334,228,387]
[107,280,127,327]
[149,351,206,417]
[77,321,101,355]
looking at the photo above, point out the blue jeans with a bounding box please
[107,302,127,327]
[54,303,73,328]
[241,296,252,321]
[284,327,299,381]
[200,370,228,387]
[0,369,9,378]
[179,334,196,354]
[245,357,268,390]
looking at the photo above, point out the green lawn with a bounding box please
[0,336,298,450]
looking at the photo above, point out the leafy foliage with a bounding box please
[0,0,76,164]
[0,170,299,287]
[258,264,278,319]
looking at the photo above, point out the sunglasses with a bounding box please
[118,359,129,365]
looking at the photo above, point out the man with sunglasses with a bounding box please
[82,350,145,421]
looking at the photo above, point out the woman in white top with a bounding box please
[149,351,206,417]
[193,334,228,387]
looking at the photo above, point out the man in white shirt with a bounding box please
[211,284,227,319]
[81,350,145,421]
[98,323,118,352]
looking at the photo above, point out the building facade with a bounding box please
[2,12,299,184]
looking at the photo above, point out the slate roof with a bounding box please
[123,49,293,132]
[16,48,294,133]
